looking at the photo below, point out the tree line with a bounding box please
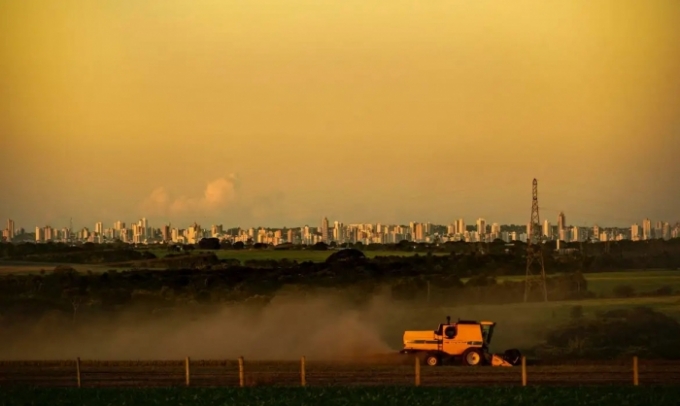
[3,238,680,272]
[0,251,591,325]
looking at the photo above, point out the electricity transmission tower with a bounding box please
[524,178,548,302]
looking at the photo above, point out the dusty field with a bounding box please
[1,359,679,387]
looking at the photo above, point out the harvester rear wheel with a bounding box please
[425,355,440,367]
[461,348,484,366]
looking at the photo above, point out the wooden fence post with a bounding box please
[185,357,190,387]
[76,357,81,388]
[238,356,245,387]
[415,356,421,387]
[633,356,639,386]
[521,356,527,387]
[301,356,306,387]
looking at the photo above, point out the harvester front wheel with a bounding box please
[425,354,440,367]
[461,348,484,366]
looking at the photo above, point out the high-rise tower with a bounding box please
[557,212,566,232]
[320,217,329,243]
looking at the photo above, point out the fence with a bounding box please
[1,356,678,388]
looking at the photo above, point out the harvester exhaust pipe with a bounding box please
[446,316,451,325]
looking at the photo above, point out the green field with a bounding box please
[583,271,680,296]
[148,249,448,263]
[1,387,678,406]
[480,270,680,297]
[448,295,680,326]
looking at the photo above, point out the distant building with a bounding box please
[320,217,329,243]
[557,212,566,232]
[457,219,465,235]
[476,218,487,236]
[543,220,552,238]
[642,218,652,240]
[6,219,15,241]
[631,224,640,241]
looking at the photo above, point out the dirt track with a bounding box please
[1,360,679,387]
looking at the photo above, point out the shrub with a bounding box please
[654,285,674,296]
[539,306,680,360]
[570,305,583,320]
[612,284,635,298]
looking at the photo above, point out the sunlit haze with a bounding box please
[2,0,679,229]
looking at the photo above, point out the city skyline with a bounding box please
[3,211,679,236]
[2,1,680,230]
[3,212,678,246]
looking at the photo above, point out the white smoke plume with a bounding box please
[140,174,238,216]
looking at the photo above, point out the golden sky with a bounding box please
[1,0,679,229]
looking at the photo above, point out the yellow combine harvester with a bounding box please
[399,316,521,367]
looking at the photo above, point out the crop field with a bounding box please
[2,386,680,406]
[1,359,679,388]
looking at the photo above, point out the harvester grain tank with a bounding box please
[399,316,521,367]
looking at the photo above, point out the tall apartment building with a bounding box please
[662,222,671,240]
[161,225,170,241]
[543,220,552,238]
[140,218,148,237]
[456,219,466,235]
[211,224,223,237]
[5,219,15,241]
[333,221,345,243]
[592,225,600,240]
[558,227,569,242]
[557,212,566,232]
[320,217,330,243]
[631,223,641,241]
[572,226,582,242]
[414,222,424,242]
[187,222,201,244]
[476,218,486,236]
[642,218,652,240]
[44,226,54,241]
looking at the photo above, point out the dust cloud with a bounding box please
[1,290,395,361]
[0,289,547,361]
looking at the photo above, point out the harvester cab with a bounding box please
[400,316,521,367]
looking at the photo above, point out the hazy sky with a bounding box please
[1,0,679,230]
